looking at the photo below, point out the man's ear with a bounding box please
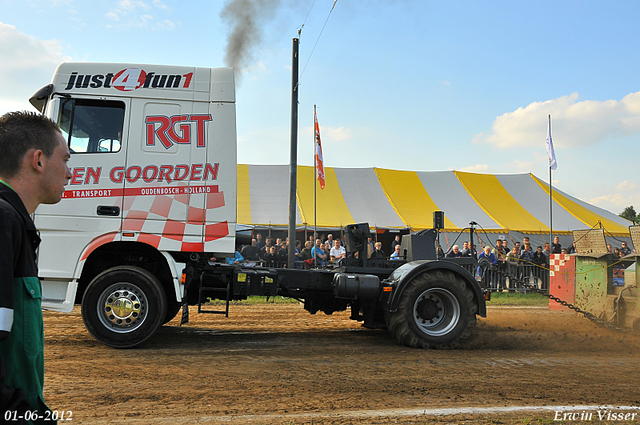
[29,149,45,173]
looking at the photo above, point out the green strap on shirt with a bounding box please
[0,179,15,191]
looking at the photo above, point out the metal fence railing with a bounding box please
[485,264,549,292]
[457,262,550,293]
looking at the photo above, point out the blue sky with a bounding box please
[1,0,640,218]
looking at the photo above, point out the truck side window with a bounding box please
[58,98,125,154]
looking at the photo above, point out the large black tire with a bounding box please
[81,266,167,348]
[385,270,477,349]
[163,301,182,325]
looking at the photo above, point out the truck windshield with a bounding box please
[58,98,125,154]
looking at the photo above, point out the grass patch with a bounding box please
[489,291,548,306]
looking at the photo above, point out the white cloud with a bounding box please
[118,0,151,12]
[505,158,534,173]
[0,23,69,114]
[153,19,175,31]
[589,180,640,212]
[40,0,73,5]
[106,0,175,30]
[106,8,126,21]
[617,181,640,192]
[474,91,640,149]
[246,61,270,80]
[323,126,351,142]
[152,0,170,10]
[303,125,352,143]
[139,14,154,26]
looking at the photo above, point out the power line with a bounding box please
[300,1,337,80]
[301,0,317,29]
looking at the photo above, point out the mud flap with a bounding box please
[180,284,189,326]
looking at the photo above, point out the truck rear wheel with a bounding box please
[386,270,476,349]
[81,266,167,348]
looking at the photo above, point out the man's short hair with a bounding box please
[0,111,62,178]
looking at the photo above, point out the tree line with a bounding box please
[619,206,640,224]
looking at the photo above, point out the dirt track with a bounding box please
[42,304,640,424]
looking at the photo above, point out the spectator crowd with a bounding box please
[441,235,635,290]
[219,232,636,278]
[218,232,415,268]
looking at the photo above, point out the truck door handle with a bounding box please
[97,205,120,216]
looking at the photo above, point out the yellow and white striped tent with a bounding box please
[236,165,631,236]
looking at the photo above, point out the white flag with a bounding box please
[546,116,557,170]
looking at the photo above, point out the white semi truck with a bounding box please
[29,62,487,349]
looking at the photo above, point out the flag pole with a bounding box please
[314,105,317,267]
[549,160,553,244]
[548,114,553,245]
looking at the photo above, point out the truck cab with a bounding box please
[30,63,237,345]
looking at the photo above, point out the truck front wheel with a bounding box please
[81,266,167,348]
[386,270,477,349]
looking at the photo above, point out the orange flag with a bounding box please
[314,109,325,189]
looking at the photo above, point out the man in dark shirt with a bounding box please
[370,242,386,259]
[240,239,261,261]
[460,241,471,257]
[391,235,401,251]
[255,233,265,250]
[620,242,632,256]
[551,236,562,254]
[446,245,462,258]
[0,111,71,423]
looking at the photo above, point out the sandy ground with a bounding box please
[41,303,640,424]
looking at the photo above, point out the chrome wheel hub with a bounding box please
[413,288,460,337]
[98,283,147,333]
